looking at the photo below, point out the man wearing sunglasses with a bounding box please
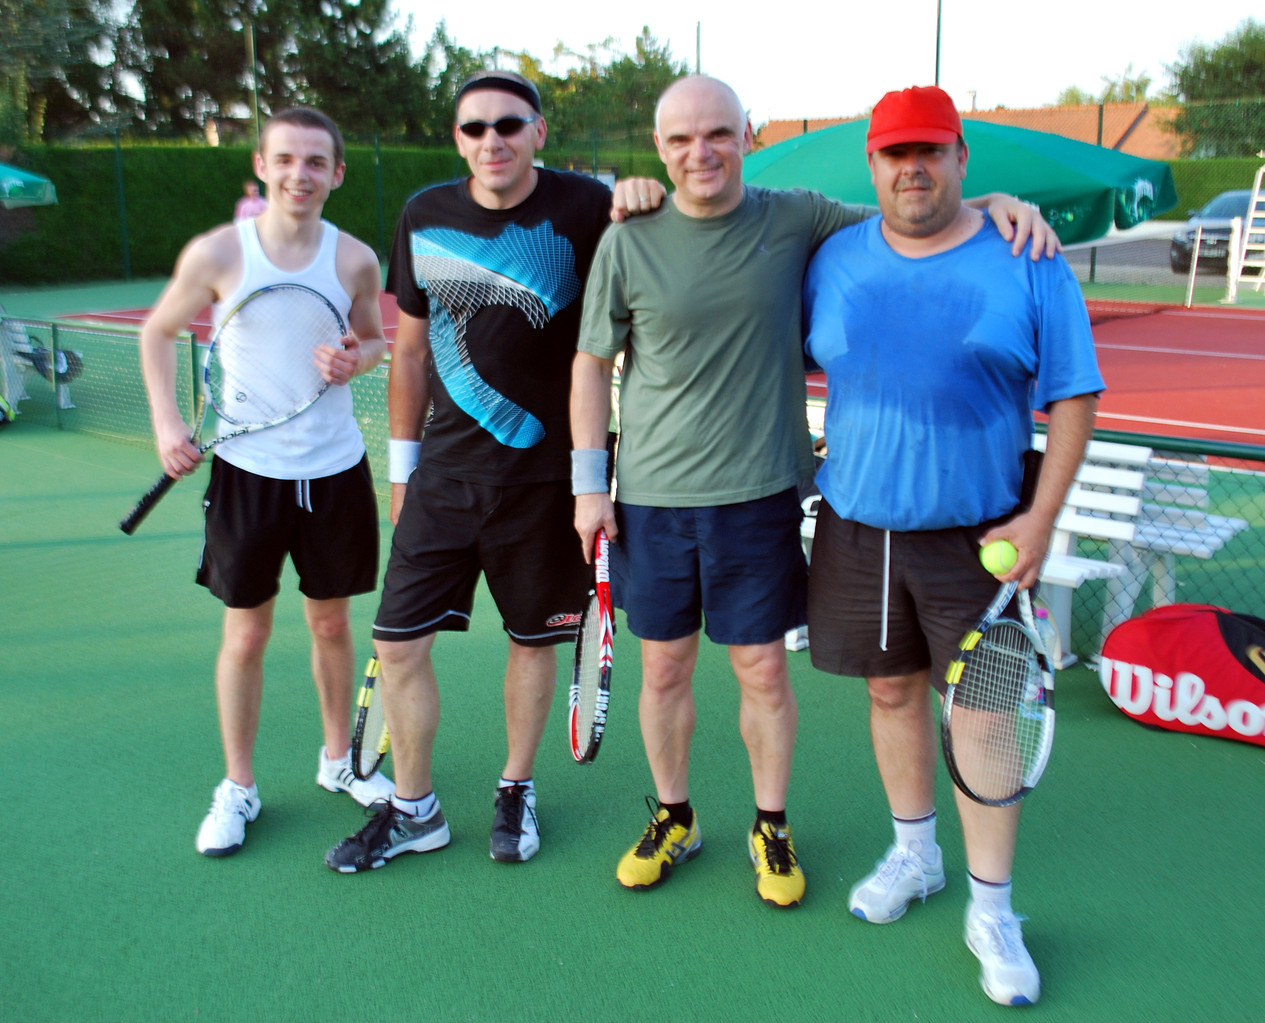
[327,70,664,873]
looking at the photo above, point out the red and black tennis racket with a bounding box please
[569,528,613,763]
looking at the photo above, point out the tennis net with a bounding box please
[1061,222,1244,323]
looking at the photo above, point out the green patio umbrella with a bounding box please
[744,118,1177,244]
[0,163,57,209]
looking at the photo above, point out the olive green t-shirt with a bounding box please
[579,186,868,507]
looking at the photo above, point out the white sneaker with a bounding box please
[317,746,395,806]
[965,903,1041,1005]
[848,840,946,923]
[196,779,261,857]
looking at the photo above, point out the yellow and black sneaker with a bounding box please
[616,796,702,889]
[748,819,805,907]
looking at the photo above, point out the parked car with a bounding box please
[1169,189,1260,273]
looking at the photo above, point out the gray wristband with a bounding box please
[570,448,609,495]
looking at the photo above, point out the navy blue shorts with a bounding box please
[197,454,379,608]
[612,488,807,646]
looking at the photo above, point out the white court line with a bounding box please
[1096,342,1265,361]
[1096,411,1265,439]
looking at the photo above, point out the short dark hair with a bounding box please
[262,108,344,166]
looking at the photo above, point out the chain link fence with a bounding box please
[5,314,1262,656]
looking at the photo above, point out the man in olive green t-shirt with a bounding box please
[570,74,1054,909]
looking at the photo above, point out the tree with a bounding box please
[1099,65,1151,103]
[1053,86,1094,106]
[1052,65,1150,107]
[1167,18,1265,157]
[419,20,486,142]
[543,26,686,150]
[115,0,258,137]
[0,0,118,142]
[285,0,430,141]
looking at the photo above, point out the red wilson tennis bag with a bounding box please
[1099,604,1265,746]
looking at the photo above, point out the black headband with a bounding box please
[455,72,542,114]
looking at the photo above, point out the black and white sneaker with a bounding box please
[490,783,540,862]
[195,778,261,857]
[325,802,450,873]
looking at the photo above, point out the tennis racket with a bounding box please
[569,528,613,763]
[942,582,1056,807]
[351,654,390,780]
[120,283,346,535]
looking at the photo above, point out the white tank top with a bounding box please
[211,219,365,480]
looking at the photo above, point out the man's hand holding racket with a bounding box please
[574,491,617,563]
[314,332,365,387]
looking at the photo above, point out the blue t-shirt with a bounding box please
[803,217,1104,531]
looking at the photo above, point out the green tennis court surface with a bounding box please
[2,425,1263,1021]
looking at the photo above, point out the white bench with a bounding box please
[793,437,1150,664]
[1102,452,1249,633]
[1033,434,1148,666]
[792,434,1250,664]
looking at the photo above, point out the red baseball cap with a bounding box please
[866,86,963,154]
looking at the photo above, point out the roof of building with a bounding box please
[754,102,1181,161]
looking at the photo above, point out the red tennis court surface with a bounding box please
[804,302,1265,447]
[65,292,404,343]
[68,296,1265,447]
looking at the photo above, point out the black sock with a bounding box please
[756,807,787,830]
[661,800,693,828]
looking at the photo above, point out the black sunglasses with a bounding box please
[457,115,537,139]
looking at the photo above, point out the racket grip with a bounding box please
[119,473,178,535]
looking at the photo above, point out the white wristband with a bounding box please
[388,438,422,484]
[571,448,609,495]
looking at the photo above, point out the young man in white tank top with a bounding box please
[140,108,394,857]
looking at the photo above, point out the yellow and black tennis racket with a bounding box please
[942,582,1056,807]
[351,654,390,780]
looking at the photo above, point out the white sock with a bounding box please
[321,745,349,767]
[893,811,938,860]
[499,776,534,791]
[968,874,1014,916]
[392,792,437,819]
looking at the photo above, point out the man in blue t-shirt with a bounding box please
[803,86,1104,1007]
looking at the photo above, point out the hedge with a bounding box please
[0,143,1254,285]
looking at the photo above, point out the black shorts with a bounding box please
[197,455,380,609]
[806,500,1013,692]
[372,471,588,647]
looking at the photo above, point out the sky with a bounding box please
[399,1,1258,128]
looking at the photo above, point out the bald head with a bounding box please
[655,76,746,137]
[653,76,752,219]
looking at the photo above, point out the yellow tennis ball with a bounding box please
[980,540,1018,575]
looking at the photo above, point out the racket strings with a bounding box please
[355,688,387,778]
[572,594,603,740]
[208,291,338,425]
[950,620,1048,801]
